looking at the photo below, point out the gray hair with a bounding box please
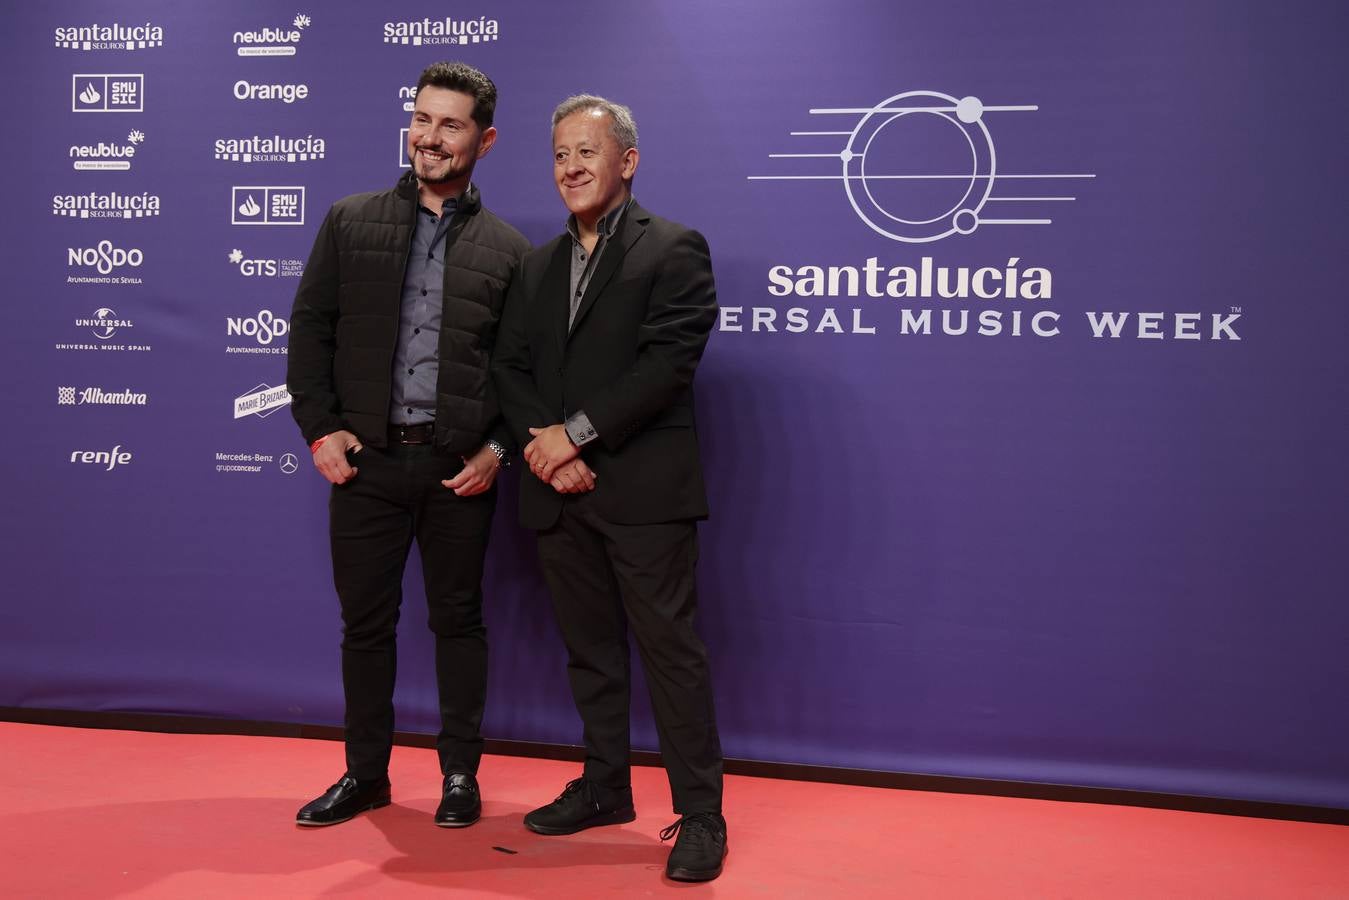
[551,94,638,151]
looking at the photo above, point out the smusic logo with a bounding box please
[72,74,143,112]
[231,186,304,225]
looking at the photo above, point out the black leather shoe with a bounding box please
[523,777,635,835]
[295,775,391,827]
[662,812,727,882]
[435,772,481,827]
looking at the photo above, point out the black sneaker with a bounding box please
[523,777,636,835]
[435,772,481,827]
[661,812,727,882]
[295,774,391,827]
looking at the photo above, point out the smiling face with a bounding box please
[552,108,638,227]
[407,86,496,195]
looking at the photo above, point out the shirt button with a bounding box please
[421,289,428,296]
[406,407,413,414]
[408,368,414,375]
[414,328,420,334]
[579,253,586,261]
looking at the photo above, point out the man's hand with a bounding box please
[524,424,579,482]
[549,458,597,494]
[313,430,363,485]
[442,443,502,496]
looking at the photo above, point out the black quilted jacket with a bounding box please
[287,173,529,454]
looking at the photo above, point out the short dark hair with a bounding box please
[415,62,497,129]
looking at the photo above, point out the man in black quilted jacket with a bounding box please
[286,62,529,829]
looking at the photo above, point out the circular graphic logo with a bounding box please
[843,92,995,243]
[279,452,299,474]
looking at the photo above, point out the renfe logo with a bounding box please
[70,445,133,471]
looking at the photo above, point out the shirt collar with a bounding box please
[566,196,632,243]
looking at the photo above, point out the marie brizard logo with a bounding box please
[234,383,291,419]
[750,90,1095,243]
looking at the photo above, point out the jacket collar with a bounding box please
[395,171,481,217]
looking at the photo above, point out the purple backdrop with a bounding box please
[3,0,1347,809]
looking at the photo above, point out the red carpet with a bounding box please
[2,722,1346,898]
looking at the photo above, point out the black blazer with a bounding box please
[492,201,717,530]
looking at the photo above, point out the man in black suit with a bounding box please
[492,95,726,882]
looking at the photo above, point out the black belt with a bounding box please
[388,423,435,445]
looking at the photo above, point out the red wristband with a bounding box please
[310,435,330,455]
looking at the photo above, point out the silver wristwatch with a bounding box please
[485,439,511,468]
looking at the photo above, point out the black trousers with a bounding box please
[536,498,723,814]
[329,442,495,780]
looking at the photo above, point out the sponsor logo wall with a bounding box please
[12,2,1347,811]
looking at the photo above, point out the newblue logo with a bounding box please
[55,22,163,51]
[234,14,310,56]
[70,130,144,171]
[72,74,143,112]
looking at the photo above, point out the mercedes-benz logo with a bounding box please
[279,452,299,474]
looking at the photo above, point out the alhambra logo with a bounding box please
[55,22,164,51]
[53,190,160,219]
[382,15,500,45]
[234,14,310,56]
[750,89,1094,243]
[59,386,148,406]
[70,130,144,171]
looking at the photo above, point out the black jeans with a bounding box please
[537,499,723,814]
[329,442,495,780]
